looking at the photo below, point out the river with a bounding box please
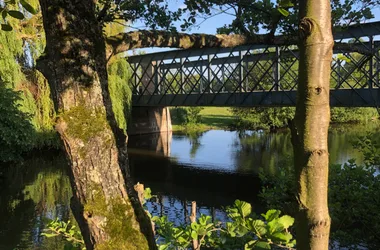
[0,124,377,249]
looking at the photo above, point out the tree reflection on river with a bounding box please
[0,124,378,248]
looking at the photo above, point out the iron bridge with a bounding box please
[128,22,380,107]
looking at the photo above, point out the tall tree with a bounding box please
[290,0,333,249]
[36,0,155,249]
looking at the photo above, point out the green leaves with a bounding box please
[20,0,38,15]
[41,219,84,249]
[0,0,38,32]
[227,199,252,219]
[7,10,24,19]
[277,8,290,17]
[1,24,12,31]
[154,199,295,250]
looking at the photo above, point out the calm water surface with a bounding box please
[0,125,378,249]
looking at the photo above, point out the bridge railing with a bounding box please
[128,22,380,107]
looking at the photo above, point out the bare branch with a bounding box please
[106,29,374,56]
[106,30,269,54]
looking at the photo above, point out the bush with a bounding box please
[231,107,295,131]
[170,107,203,125]
[259,136,380,249]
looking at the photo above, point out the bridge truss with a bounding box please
[128,22,380,107]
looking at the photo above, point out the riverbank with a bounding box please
[171,106,379,133]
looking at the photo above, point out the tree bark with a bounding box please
[106,30,371,56]
[36,0,156,249]
[291,0,333,249]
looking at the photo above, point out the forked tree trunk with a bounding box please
[36,0,156,249]
[291,1,334,249]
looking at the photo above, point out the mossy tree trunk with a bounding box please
[36,0,156,249]
[291,0,334,249]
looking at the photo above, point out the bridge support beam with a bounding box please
[128,106,172,135]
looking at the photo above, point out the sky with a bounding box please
[129,1,380,55]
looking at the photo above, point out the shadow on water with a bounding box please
[0,151,71,250]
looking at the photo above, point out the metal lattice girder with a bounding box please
[128,21,380,107]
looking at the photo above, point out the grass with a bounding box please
[171,107,235,132]
[199,107,235,128]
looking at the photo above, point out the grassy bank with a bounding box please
[171,106,379,133]
[171,107,235,132]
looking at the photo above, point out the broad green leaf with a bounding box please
[191,230,198,240]
[272,232,293,243]
[244,240,257,250]
[247,219,267,236]
[254,241,271,250]
[1,24,13,31]
[20,0,38,14]
[191,222,199,230]
[267,220,283,233]
[277,8,289,17]
[235,200,251,218]
[8,10,24,19]
[262,209,281,222]
[144,187,152,200]
[277,215,294,229]
[198,227,207,236]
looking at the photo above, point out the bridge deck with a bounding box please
[128,22,380,107]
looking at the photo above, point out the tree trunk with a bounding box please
[36,0,156,249]
[291,1,333,250]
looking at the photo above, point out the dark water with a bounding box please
[0,124,378,249]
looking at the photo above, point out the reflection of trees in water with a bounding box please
[232,124,380,175]
[328,124,380,165]
[0,153,71,249]
[186,131,204,159]
[232,130,293,175]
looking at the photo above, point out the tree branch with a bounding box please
[106,30,269,54]
[106,30,373,56]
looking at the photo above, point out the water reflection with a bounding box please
[0,153,71,250]
[1,124,379,248]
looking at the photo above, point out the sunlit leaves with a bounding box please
[277,8,289,17]
[152,198,295,250]
[20,0,38,15]
[0,0,38,32]
[42,219,85,250]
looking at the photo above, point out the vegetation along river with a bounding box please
[0,124,378,249]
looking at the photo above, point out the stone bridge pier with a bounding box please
[128,62,172,135]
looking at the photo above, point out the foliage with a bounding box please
[0,86,35,162]
[329,160,380,249]
[0,0,38,31]
[231,107,295,131]
[42,219,85,250]
[330,107,378,124]
[230,106,378,131]
[352,133,380,169]
[0,1,57,161]
[171,107,204,126]
[259,135,380,249]
[153,199,295,250]
[42,196,295,250]
[107,57,132,132]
